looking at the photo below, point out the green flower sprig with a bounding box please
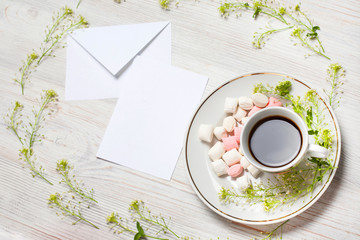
[13,52,38,95]
[107,212,169,240]
[323,63,345,109]
[48,193,99,229]
[56,159,98,203]
[219,1,330,59]
[37,15,88,64]
[259,220,289,240]
[44,6,74,43]
[219,81,335,211]
[6,90,58,185]
[107,200,289,239]
[107,200,189,240]
[13,6,88,95]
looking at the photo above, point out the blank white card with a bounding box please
[97,56,208,180]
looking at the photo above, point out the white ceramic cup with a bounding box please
[240,107,329,173]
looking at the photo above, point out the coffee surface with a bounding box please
[249,116,302,167]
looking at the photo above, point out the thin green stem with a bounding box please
[54,200,99,229]
[257,4,288,24]
[23,152,53,185]
[45,12,67,42]
[38,21,83,64]
[298,10,325,53]
[28,96,50,149]
[328,71,337,106]
[9,107,24,146]
[18,57,32,95]
[260,10,286,23]
[76,0,82,8]
[61,172,98,203]
[135,208,180,239]
[255,26,294,47]
[261,220,290,240]
[295,32,330,59]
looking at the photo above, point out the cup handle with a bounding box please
[307,144,330,158]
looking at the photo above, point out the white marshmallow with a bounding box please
[222,149,242,166]
[252,93,269,107]
[211,159,228,176]
[208,141,225,161]
[241,117,249,125]
[198,124,214,143]
[233,107,247,122]
[248,164,261,178]
[240,156,250,169]
[224,97,238,113]
[236,174,251,191]
[223,116,236,132]
[213,126,227,140]
[238,96,253,110]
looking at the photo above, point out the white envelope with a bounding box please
[65,21,171,100]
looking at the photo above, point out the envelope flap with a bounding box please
[70,21,170,75]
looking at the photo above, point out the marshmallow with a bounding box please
[223,116,236,132]
[233,107,247,122]
[236,174,251,191]
[266,97,282,107]
[248,106,262,117]
[222,136,238,151]
[238,96,253,110]
[240,156,250,169]
[208,141,225,161]
[252,93,269,107]
[241,117,249,125]
[213,126,227,140]
[199,124,214,143]
[224,97,238,113]
[234,126,243,143]
[248,164,262,178]
[211,159,228,176]
[227,164,243,178]
[222,149,242,166]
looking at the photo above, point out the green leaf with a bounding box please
[308,130,318,135]
[134,232,142,240]
[136,221,144,235]
[312,26,320,31]
[253,7,261,18]
[306,107,313,128]
[308,157,321,165]
[306,32,318,38]
[307,26,320,39]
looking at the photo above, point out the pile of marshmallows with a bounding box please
[199,93,282,190]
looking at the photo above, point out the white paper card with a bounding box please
[97,56,208,180]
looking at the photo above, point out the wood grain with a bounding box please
[0,0,359,239]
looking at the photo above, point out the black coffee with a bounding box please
[249,116,302,167]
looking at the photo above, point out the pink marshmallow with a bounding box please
[234,126,243,143]
[266,97,282,107]
[248,106,262,117]
[222,136,238,151]
[227,164,244,178]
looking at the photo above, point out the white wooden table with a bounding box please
[1,0,359,239]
